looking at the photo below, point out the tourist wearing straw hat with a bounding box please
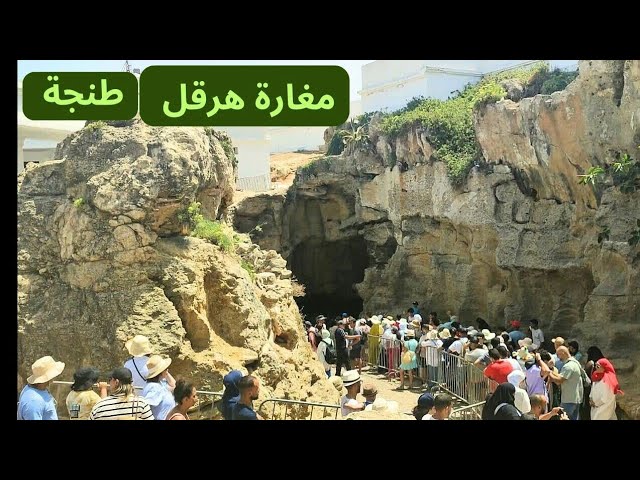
[340,370,364,417]
[123,335,153,392]
[18,356,65,420]
[141,355,176,420]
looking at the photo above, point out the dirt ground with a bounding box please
[269,151,323,186]
[333,364,426,417]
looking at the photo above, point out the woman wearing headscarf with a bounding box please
[585,346,605,380]
[220,370,243,420]
[482,383,523,420]
[589,358,623,420]
[507,369,531,414]
[581,346,605,420]
[66,367,107,420]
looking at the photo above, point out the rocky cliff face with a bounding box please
[234,61,640,418]
[17,120,338,417]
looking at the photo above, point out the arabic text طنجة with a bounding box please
[43,76,124,113]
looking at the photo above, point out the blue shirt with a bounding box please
[508,330,526,346]
[232,402,258,420]
[438,321,453,331]
[17,385,58,420]
[142,381,175,420]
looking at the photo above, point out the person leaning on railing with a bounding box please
[66,367,108,420]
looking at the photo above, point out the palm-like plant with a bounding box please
[340,119,370,155]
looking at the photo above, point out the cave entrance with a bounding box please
[290,236,368,324]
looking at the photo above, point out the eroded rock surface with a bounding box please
[18,120,339,417]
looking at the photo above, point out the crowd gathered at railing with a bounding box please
[17,301,624,420]
[305,303,624,420]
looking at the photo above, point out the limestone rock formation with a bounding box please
[233,61,640,418]
[17,120,339,417]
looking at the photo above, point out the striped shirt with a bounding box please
[89,393,154,420]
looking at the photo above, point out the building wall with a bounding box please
[24,148,55,163]
[359,60,580,114]
[234,137,271,191]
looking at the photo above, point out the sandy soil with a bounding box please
[270,151,323,186]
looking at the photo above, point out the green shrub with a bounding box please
[192,219,236,252]
[540,68,578,95]
[177,201,204,231]
[379,62,552,184]
[85,121,107,131]
[299,156,334,178]
[73,197,85,209]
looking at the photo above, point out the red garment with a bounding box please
[591,358,623,395]
[484,360,514,385]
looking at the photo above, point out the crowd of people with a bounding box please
[305,303,625,420]
[17,335,264,420]
[16,302,625,420]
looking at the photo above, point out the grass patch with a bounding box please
[192,219,236,252]
[84,121,107,131]
[241,260,256,280]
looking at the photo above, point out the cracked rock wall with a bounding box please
[18,120,338,418]
[234,60,640,418]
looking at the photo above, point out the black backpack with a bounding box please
[322,340,337,365]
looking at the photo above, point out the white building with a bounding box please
[359,60,578,114]
[17,81,84,174]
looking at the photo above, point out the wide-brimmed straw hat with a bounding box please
[482,329,496,341]
[439,328,451,339]
[27,356,65,384]
[145,355,172,379]
[518,338,533,348]
[405,329,415,338]
[125,335,153,357]
[363,383,378,398]
[427,330,439,340]
[365,397,399,413]
[411,320,421,330]
[371,317,381,325]
[551,337,565,346]
[342,370,361,387]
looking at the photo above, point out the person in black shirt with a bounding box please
[335,319,356,376]
[231,375,264,420]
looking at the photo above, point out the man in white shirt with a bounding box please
[529,319,544,351]
[447,327,468,356]
[340,370,364,417]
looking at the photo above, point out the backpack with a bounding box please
[568,358,591,389]
[322,340,337,365]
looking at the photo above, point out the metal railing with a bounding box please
[258,398,341,420]
[42,381,340,420]
[450,401,486,420]
[362,338,498,420]
[365,334,403,380]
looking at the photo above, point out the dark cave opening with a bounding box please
[290,236,369,324]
